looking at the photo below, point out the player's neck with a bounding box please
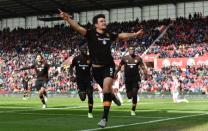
[37,61,43,64]
[96,28,105,34]
[81,53,88,57]
[130,54,136,58]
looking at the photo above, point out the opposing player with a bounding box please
[112,70,124,104]
[93,83,103,102]
[22,72,30,100]
[171,75,189,103]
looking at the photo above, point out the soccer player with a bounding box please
[93,82,103,102]
[171,75,189,103]
[59,10,144,128]
[116,46,148,116]
[69,44,94,118]
[16,54,49,109]
[22,72,30,100]
[112,70,124,104]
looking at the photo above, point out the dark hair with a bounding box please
[128,44,136,49]
[37,53,44,60]
[79,43,88,50]
[92,14,105,25]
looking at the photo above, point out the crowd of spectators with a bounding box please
[147,16,208,58]
[140,65,208,94]
[0,16,207,94]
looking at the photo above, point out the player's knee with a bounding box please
[86,89,93,95]
[87,92,93,99]
[39,88,45,94]
[126,91,133,99]
[39,94,44,99]
[79,92,86,101]
[103,78,113,93]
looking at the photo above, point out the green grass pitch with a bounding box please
[0,96,208,131]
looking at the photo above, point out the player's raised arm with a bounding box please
[114,59,125,78]
[15,65,35,72]
[69,61,75,77]
[68,57,77,82]
[59,9,87,36]
[117,24,166,41]
[139,58,148,78]
[118,29,144,41]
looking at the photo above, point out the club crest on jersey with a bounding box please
[87,60,90,64]
[135,60,138,63]
[106,33,109,37]
[37,67,43,71]
[103,40,107,45]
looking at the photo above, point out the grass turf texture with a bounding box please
[0,96,207,131]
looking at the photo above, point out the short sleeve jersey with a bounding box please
[85,29,118,66]
[120,55,143,81]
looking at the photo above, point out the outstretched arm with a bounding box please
[118,29,144,40]
[15,65,35,71]
[139,58,148,79]
[69,61,75,77]
[114,59,125,78]
[59,9,87,36]
[140,62,148,76]
[118,25,166,41]
[69,60,76,82]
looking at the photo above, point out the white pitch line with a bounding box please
[81,113,208,131]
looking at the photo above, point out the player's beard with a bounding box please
[130,53,135,58]
[37,60,43,65]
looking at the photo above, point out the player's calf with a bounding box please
[111,93,121,106]
[87,93,94,118]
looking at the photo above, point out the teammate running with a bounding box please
[116,46,148,116]
[69,44,94,118]
[16,54,49,109]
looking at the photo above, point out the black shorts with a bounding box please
[125,80,140,92]
[23,83,28,90]
[92,65,115,88]
[77,81,93,94]
[33,80,47,91]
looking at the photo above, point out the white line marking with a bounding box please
[81,113,208,131]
